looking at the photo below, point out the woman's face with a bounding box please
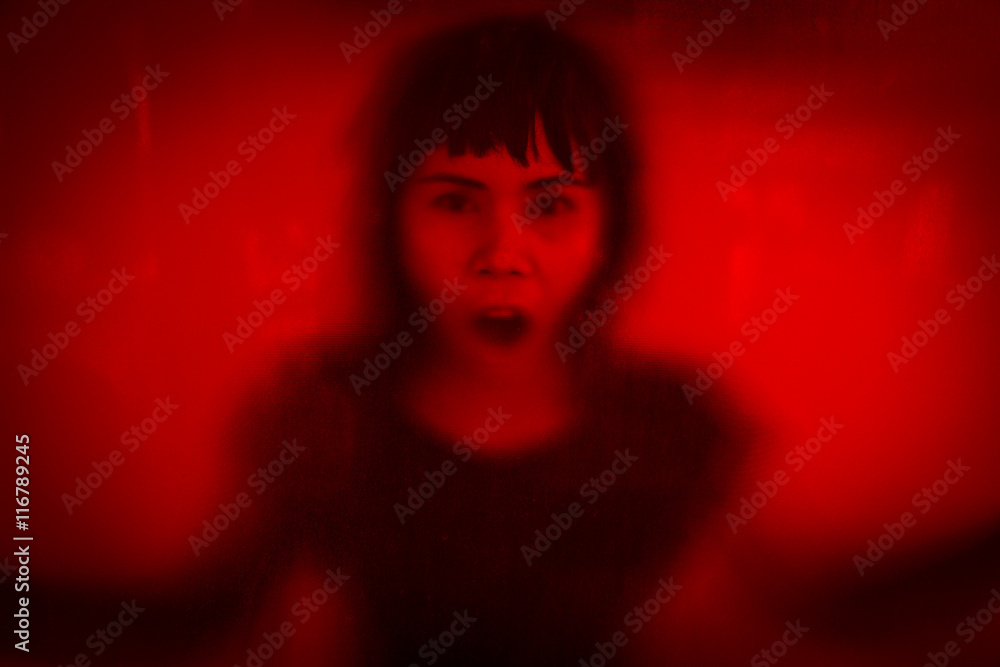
[397,126,607,363]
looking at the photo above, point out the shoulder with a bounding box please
[588,346,751,434]
[224,339,382,513]
[584,346,758,506]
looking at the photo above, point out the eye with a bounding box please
[535,194,575,217]
[431,192,478,213]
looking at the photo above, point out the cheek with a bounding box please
[540,209,606,298]
[398,204,467,294]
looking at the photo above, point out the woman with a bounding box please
[229,15,749,666]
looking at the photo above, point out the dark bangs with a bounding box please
[378,16,624,179]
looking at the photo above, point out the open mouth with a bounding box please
[473,308,529,345]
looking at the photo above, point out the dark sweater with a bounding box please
[22,345,747,667]
[229,344,750,666]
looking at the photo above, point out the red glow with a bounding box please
[2,1,998,665]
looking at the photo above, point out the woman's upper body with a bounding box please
[224,340,751,666]
[217,17,751,662]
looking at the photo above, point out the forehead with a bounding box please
[409,122,589,190]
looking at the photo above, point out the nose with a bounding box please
[471,202,532,277]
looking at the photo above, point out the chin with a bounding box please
[442,323,553,368]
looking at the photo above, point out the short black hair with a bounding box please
[357,14,638,336]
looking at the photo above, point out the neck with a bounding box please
[401,336,580,451]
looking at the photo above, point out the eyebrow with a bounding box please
[415,172,592,190]
[415,174,487,189]
[524,174,591,190]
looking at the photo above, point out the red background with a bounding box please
[2,0,999,664]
